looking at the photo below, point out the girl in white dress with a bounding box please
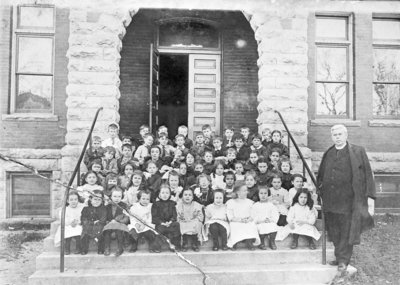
[251,187,280,250]
[276,188,320,250]
[226,182,260,250]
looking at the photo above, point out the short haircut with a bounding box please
[252,133,262,141]
[213,136,223,142]
[108,123,119,131]
[240,126,250,131]
[146,161,158,169]
[122,135,132,141]
[224,126,235,132]
[224,170,236,182]
[270,172,283,180]
[213,189,225,199]
[203,150,213,157]
[232,133,245,142]
[122,143,132,151]
[226,148,237,155]
[143,133,154,139]
[178,125,188,130]
[245,170,257,180]
[139,124,150,131]
[168,170,179,179]
[233,181,246,193]
[202,124,212,131]
[331,124,348,134]
[92,136,102,142]
[270,147,281,156]
[104,146,116,155]
[150,145,161,153]
[196,173,211,184]
[195,132,204,138]
[137,189,151,200]
[175,134,185,141]
[158,125,168,132]
[257,157,269,165]
[291,173,306,182]
[158,132,168,139]
[279,157,293,171]
[132,170,143,177]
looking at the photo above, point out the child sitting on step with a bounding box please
[226,181,260,250]
[176,188,204,252]
[204,190,229,251]
[276,188,320,250]
[269,173,290,226]
[251,187,279,250]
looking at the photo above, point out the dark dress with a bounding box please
[80,204,107,253]
[281,173,293,190]
[247,185,259,202]
[266,142,289,158]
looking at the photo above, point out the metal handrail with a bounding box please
[60,107,103,272]
[274,110,326,265]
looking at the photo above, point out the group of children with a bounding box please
[54,123,321,256]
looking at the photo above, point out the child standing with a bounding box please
[269,174,290,226]
[158,132,175,163]
[226,182,260,250]
[54,191,84,254]
[151,184,181,251]
[191,133,209,160]
[173,134,189,163]
[80,190,107,255]
[256,157,270,186]
[176,188,204,252]
[128,190,159,253]
[251,187,279,250]
[211,136,226,161]
[261,128,272,148]
[101,123,123,157]
[204,190,229,251]
[144,161,162,200]
[177,125,193,149]
[277,188,320,250]
[222,126,235,148]
[84,136,105,168]
[240,126,252,147]
[103,187,129,256]
[117,144,135,173]
[202,124,214,149]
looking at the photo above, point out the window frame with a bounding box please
[372,15,400,119]
[374,173,400,213]
[314,13,354,119]
[10,4,56,115]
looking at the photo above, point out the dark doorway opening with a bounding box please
[158,54,188,137]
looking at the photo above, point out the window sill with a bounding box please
[309,119,361,127]
[368,119,400,127]
[2,113,59,122]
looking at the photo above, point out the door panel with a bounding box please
[188,54,221,140]
[149,43,160,132]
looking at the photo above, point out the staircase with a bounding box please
[28,221,355,285]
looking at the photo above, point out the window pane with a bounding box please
[373,49,400,82]
[317,47,347,81]
[18,37,53,73]
[316,83,347,116]
[16,75,52,113]
[159,21,219,48]
[373,84,400,116]
[316,17,347,40]
[18,6,54,29]
[373,19,400,41]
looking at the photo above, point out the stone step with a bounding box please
[35,248,334,270]
[29,263,355,285]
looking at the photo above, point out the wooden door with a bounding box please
[188,54,221,140]
[149,43,160,132]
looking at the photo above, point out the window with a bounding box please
[11,5,55,114]
[315,16,352,117]
[374,174,400,211]
[372,18,400,117]
[7,172,51,217]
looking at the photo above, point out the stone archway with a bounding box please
[63,1,310,177]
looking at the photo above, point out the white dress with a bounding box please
[54,203,85,247]
[128,203,156,233]
[251,201,280,235]
[226,198,260,247]
[176,200,204,242]
[203,204,230,241]
[211,174,226,189]
[276,203,321,241]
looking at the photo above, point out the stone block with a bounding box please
[0,148,61,159]
[257,100,308,113]
[61,156,81,172]
[258,78,276,91]
[258,64,308,78]
[69,33,122,49]
[68,59,120,72]
[68,71,120,86]
[103,48,122,60]
[67,46,104,60]
[257,53,308,67]
[66,121,105,134]
[66,84,120,98]
[276,77,309,89]
[258,39,308,55]
[257,109,308,125]
[17,159,60,171]
[248,12,271,29]
[65,96,119,109]
[257,88,308,101]
[69,9,87,22]
[61,145,84,157]
[67,108,120,121]
[254,22,283,42]
[371,162,400,173]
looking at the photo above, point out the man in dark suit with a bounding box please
[317,125,376,272]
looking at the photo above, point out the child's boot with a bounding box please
[290,234,299,249]
[269,232,277,250]
[212,236,219,251]
[182,235,189,252]
[191,235,199,252]
[246,239,255,251]
[258,235,266,250]
[114,232,124,257]
[308,237,317,250]
[221,230,228,251]
[65,238,71,255]
[129,239,138,253]
[74,237,81,254]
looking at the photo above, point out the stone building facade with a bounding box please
[1,0,400,221]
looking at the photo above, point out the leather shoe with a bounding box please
[329,260,339,266]
[114,249,124,257]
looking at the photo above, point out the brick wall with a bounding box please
[119,9,258,137]
[0,7,69,149]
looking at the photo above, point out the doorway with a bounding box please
[158,54,188,137]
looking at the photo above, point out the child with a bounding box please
[128,190,159,253]
[54,191,84,254]
[240,126,251,147]
[101,123,123,157]
[117,144,135,173]
[84,136,105,168]
[211,136,226,161]
[168,170,183,202]
[173,134,189,163]
[289,174,305,204]
[223,171,236,201]
[211,162,226,190]
[266,130,289,158]
[123,170,144,207]
[245,170,259,202]
[250,134,268,158]
[118,162,135,191]
[77,171,103,205]
[279,158,293,190]
[191,133,207,160]
[156,125,173,145]
[158,132,175,163]
[101,146,119,176]
[225,148,237,171]
[251,187,279,250]
[103,186,129,256]
[234,161,245,181]
[202,124,214,149]
[151,184,181,251]
[177,125,193,149]
[136,124,150,146]
[184,152,196,175]
[268,148,281,171]
[269,173,290,226]
[134,133,154,166]
[176,188,204,252]
[233,133,250,161]
[226,182,260,250]
[204,190,229,251]
[256,157,270,186]
[186,160,204,186]
[80,190,107,255]
[103,173,118,199]
[121,135,133,146]
[222,126,235,148]
[203,151,215,175]
[144,161,162,200]
[148,145,166,171]
[277,188,320,250]
[88,159,105,187]
[244,151,259,172]
[193,173,213,206]
[261,127,272,148]
[178,162,193,190]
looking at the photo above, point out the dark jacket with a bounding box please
[151,199,177,225]
[317,143,376,245]
[105,201,129,224]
